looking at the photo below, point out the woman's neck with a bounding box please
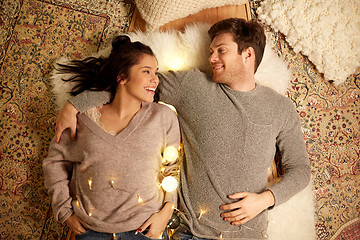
[98,93,142,134]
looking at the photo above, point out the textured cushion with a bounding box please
[257,0,360,85]
[134,0,247,30]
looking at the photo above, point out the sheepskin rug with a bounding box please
[257,0,360,85]
[51,23,316,240]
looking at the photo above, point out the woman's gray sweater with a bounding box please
[43,102,181,234]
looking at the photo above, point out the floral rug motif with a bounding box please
[0,0,359,239]
[0,0,134,239]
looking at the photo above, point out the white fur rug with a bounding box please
[51,23,316,239]
[257,0,360,85]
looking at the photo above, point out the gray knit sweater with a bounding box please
[43,102,181,233]
[69,69,311,239]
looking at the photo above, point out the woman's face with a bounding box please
[120,54,159,103]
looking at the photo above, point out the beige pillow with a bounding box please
[134,0,247,30]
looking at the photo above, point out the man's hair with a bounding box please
[208,18,266,73]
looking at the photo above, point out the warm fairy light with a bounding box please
[161,176,178,192]
[163,146,179,163]
[110,180,115,188]
[198,209,206,220]
[219,232,223,239]
[160,166,166,172]
[158,101,177,113]
[88,212,92,216]
[88,179,92,190]
[168,56,184,70]
[137,194,143,203]
[76,200,80,208]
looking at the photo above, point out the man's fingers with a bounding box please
[228,192,248,199]
[231,216,250,225]
[221,208,242,218]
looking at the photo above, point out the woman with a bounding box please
[43,36,181,240]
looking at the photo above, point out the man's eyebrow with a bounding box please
[209,43,228,50]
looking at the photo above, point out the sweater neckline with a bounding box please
[78,102,151,143]
[221,83,261,96]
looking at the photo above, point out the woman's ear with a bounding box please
[117,74,127,84]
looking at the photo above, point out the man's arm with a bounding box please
[55,101,78,142]
[55,91,111,142]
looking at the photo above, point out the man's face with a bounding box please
[208,33,244,85]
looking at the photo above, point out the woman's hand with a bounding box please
[55,101,79,142]
[65,214,87,235]
[137,202,174,239]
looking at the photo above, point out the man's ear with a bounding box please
[242,47,255,61]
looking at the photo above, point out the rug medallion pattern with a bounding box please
[0,0,359,239]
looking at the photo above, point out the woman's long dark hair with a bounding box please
[57,35,156,101]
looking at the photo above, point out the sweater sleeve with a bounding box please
[158,70,191,106]
[268,101,311,206]
[43,129,75,223]
[69,91,111,113]
[160,106,181,207]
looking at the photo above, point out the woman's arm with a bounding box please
[43,130,75,223]
[137,202,175,239]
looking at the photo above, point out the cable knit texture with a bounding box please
[134,0,247,30]
[257,0,360,85]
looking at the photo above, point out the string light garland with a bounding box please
[77,145,182,239]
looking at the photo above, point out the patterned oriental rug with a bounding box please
[0,0,359,239]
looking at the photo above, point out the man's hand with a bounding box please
[55,101,79,142]
[65,214,87,235]
[137,202,174,239]
[220,191,275,225]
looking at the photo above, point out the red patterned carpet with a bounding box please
[0,0,359,239]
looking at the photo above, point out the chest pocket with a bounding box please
[244,119,274,163]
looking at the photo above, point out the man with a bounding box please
[54,18,310,239]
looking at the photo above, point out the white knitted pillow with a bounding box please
[134,0,247,30]
[257,0,360,85]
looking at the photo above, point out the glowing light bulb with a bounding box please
[88,212,92,216]
[163,146,179,163]
[110,180,115,188]
[88,179,92,190]
[168,56,183,70]
[161,176,178,192]
[76,200,80,208]
[137,194,143,203]
[198,209,206,220]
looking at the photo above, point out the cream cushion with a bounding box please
[134,0,247,30]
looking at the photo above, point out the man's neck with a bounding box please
[227,75,256,92]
